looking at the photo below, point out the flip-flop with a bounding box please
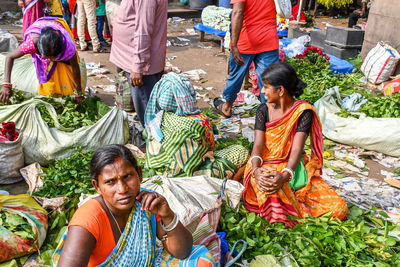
[213,98,232,118]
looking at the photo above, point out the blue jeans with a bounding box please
[96,15,106,43]
[62,1,71,26]
[222,49,279,103]
[125,71,163,126]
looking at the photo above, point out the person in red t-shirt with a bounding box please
[214,0,279,118]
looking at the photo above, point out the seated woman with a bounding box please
[144,72,249,180]
[243,62,347,227]
[53,145,215,266]
[0,17,82,104]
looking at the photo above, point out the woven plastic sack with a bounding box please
[115,71,134,112]
[0,129,24,184]
[314,87,400,156]
[275,0,292,19]
[361,42,400,84]
[0,98,129,165]
[0,53,87,96]
[0,194,48,263]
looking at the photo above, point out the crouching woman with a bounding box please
[53,144,215,267]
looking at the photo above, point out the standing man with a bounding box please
[214,0,279,118]
[105,0,121,32]
[110,0,167,126]
[77,0,101,52]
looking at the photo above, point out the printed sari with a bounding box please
[23,17,82,96]
[52,200,216,267]
[21,0,44,34]
[145,112,249,179]
[243,101,347,227]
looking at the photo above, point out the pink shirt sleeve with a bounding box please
[19,34,38,55]
[131,0,157,73]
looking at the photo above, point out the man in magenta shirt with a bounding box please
[214,0,279,117]
[110,0,167,126]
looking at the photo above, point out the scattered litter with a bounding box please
[168,40,189,47]
[86,62,101,70]
[177,37,190,42]
[205,87,213,91]
[242,127,254,143]
[165,62,182,73]
[167,56,177,61]
[85,87,98,96]
[198,45,213,49]
[181,69,207,81]
[240,118,255,125]
[172,17,185,23]
[224,125,240,133]
[186,28,196,35]
[87,68,110,76]
[92,85,116,93]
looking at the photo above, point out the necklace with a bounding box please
[105,203,122,235]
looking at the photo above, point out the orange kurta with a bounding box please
[243,101,347,227]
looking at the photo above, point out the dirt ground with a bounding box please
[0,14,396,192]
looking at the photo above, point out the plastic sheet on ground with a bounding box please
[314,86,400,157]
[0,98,129,165]
[141,175,244,231]
[194,23,226,37]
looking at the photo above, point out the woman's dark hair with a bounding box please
[261,62,307,98]
[37,27,64,58]
[89,144,139,180]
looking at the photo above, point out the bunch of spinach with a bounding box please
[0,211,35,241]
[37,96,110,129]
[219,203,400,266]
[287,55,363,104]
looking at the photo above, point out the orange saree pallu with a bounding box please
[243,101,347,227]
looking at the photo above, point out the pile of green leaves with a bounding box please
[0,90,26,106]
[338,93,400,118]
[219,203,400,266]
[215,135,253,153]
[37,96,110,129]
[0,211,35,241]
[287,55,362,104]
[33,149,96,251]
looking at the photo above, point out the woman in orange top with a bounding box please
[243,62,347,228]
[53,144,216,267]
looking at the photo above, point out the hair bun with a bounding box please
[293,79,307,98]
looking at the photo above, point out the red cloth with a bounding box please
[0,122,19,141]
[290,4,307,22]
[230,0,279,54]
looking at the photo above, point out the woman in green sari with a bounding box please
[144,72,249,179]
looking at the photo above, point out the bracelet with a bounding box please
[250,156,263,166]
[160,213,179,232]
[2,83,12,88]
[282,167,294,182]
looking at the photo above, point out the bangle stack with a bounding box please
[2,83,12,89]
[250,155,263,166]
[160,212,179,232]
[281,167,294,182]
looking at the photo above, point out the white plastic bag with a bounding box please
[314,87,400,157]
[0,130,24,184]
[274,0,292,19]
[361,42,400,84]
[283,35,311,58]
[0,98,129,165]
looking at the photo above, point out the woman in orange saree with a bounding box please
[243,62,347,228]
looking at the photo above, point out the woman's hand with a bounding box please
[260,171,290,195]
[253,167,274,192]
[0,86,12,104]
[136,191,174,221]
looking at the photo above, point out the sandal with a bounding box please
[213,98,232,118]
[93,47,108,53]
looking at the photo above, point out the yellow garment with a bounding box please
[38,17,82,96]
[38,61,77,96]
[48,0,63,16]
